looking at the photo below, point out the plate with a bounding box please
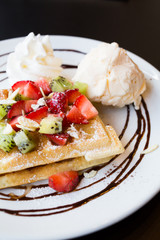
[0,35,159,240]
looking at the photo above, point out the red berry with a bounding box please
[48,92,68,114]
[7,100,37,118]
[49,171,79,193]
[26,106,48,124]
[35,78,52,95]
[65,89,81,104]
[46,133,69,146]
[9,116,21,131]
[66,106,88,124]
[24,100,38,113]
[12,80,42,100]
[74,95,98,120]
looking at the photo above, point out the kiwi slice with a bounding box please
[0,134,15,153]
[50,76,73,92]
[73,81,88,95]
[14,130,36,154]
[0,122,6,131]
[39,116,62,134]
[0,104,11,120]
[0,124,16,153]
[0,100,16,120]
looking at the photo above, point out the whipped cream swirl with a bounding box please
[7,32,62,85]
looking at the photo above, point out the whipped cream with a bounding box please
[72,42,146,109]
[7,32,62,85]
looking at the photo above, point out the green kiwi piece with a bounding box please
[50,76,73,92]
[73,81,88,95]
[0,134,15,153]
[39,116,62,134]
[14,130,36,154]
[0,104,12,120]
[0,122,6,131]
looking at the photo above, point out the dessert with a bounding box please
[0,125,123,189]
[72,42,146,109]
[6,32,62,85]
[0,77,124,189]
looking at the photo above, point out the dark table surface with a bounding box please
[0,0,159,239]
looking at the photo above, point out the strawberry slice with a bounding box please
[74,95,98,120]
[66,106,88,124]
[65,89,81,104]
[35,78,52,95]
[7,101,24,118]
[46,133,69,146]
[49,171,79,193]
[9,116,21,131]
[24,100,38,112]
[12,80,42,100]
[48,92,68,114]
[7,100,37,118]
[26,106,48,124]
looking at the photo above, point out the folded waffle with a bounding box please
[0,89,124,188]
[0,125,123,189]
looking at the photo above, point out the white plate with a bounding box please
[0,36,160,240]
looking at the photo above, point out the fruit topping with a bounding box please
[26,106,48,124]
[66,106,88,124]
[48,92,68,114]
[49,171,79,193]
[0,78,99,154]
[0,123,15,153]
[9,116,21,131]
[7,100,37,118]
[46,133,69,146]
[39,115,63,134]
[0,100,16,120]
[14,130,36,154]
[0,134,15,153]
[35,78,52,95]
[65,89,81,104]
[73,81,88,95]
[12,80,42,100]
[50,76,73,92]
[74,95,98,120]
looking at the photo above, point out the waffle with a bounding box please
[0,89,124,188]
[0,125,123,189]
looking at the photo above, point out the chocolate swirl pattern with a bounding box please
[0,49,150,217]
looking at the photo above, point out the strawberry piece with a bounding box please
[46,133,69,146]
[24,100,38,113]
[74,95,98,120]
[26,106,48,124]
[9,116,21,131]
[49,171,79,193]
[7,100,37,118]
[65,89,81,104]
[7,101,24,118]
[12,80,42,100]
[35,78,52,95]
[48,92,68,114]
[66,106,88,124]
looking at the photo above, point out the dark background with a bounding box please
[0,0,159,239]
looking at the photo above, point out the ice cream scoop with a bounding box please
[72,42,146,109]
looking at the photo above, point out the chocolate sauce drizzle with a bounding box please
[0,49,151,217]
